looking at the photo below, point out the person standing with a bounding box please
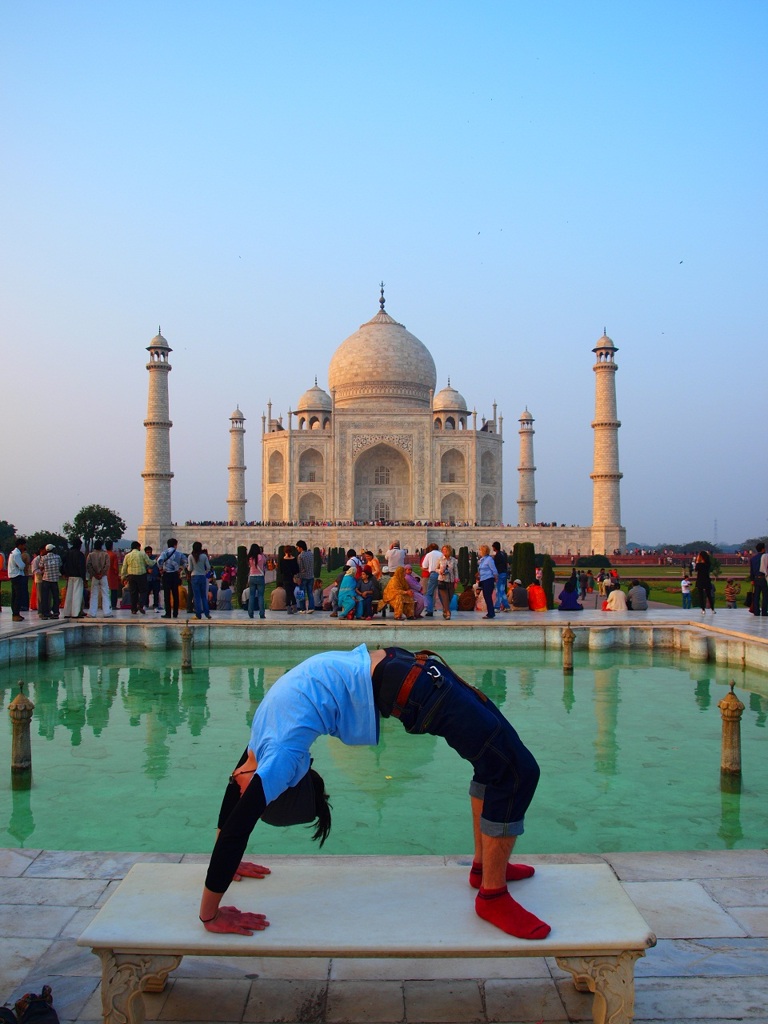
[724,578,741,610]
[188,541,212,619]
[295,540,315,613]
[385,540,405,573]
[86,540,112,617]
[8,537,28,621]
[694,550,715,615]
[680,574,693,610]
[420,543,442,617]
[246,543,267,619]
[436,545,458,619]
[157,538,186,619]
[749,542,768,616]
[491,542,510,612]
[39,544,62,620]
[61,538,86,619]
[477,545,498,619]
[120,541,155,615]
[144,547,162,611]
[30,545,46,618]
[104,539,122,610]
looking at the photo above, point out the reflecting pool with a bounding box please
[2,646,767,855]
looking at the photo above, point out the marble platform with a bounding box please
[2,849,767,1023]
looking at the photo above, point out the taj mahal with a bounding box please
[138,289,625,557]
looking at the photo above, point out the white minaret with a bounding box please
[140,328,174,551]
[517,408,536,526]
[227,407,247,523]
[590,329,623,552]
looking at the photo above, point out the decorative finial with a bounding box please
[379,281,385,311]
[158,325,162,335]
[603,325,607,336]
[447,376,451,387]
[314,376,318,386]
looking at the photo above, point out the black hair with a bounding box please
[309,768,332,847]
[248,543,262,560]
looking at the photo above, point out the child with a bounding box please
[357,568,377,619]
[293,574,307,613]
[724,578,741,609]
[680,574,693,610]
[328,581,339,616]
[313,578,325,610]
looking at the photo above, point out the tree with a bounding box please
[541,555,555,610]
[0,520,17,554]
[457,546,469,586]
[236,546,248,608]
[26,530,69,555]
[63,505,126,552]
[513,542,536,586]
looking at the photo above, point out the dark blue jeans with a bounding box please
[395,660,540,837]
[248,576,266,618]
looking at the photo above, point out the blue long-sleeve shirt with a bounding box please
[248,644,378,803]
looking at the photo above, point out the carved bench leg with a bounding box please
[96,950,183,1024]
[556,951,643,1024]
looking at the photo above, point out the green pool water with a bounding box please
[2,646,766,856]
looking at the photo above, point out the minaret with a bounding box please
[227,407,247,523]
[140,328,174,551]
[590,329,623,553]
[517,408,536,525]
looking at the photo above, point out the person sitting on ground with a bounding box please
[557,578,583,611]
[509,579,529,610]
[526,582,548,611]
[626,580,648,611]
[270,584,287,611]
[218,580,233,610]
[357,568,377,619]
[381,565,416,620]
[328,581,339,616]
[198,644,549,941]
[605,584,629,611]
[338,566,360,619]
[404,564,426,617]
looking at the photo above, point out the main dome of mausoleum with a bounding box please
[328,302,437,409]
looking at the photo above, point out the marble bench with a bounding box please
[77,859,656,1024]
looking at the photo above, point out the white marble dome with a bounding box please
[296,382,332,413]
[433,382,467,412]
[328,304,437,408]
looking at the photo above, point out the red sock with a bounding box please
[476,887,551,939]
[469,861,535,888]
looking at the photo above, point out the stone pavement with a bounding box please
[1,848,767,1024]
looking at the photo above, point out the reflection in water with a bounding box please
[9,785,34,846]
[1,647,767,855]
[719,772,743,848]
[694,677,711,711]
[593,667,620,776]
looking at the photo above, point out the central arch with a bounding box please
[353,443,412,522]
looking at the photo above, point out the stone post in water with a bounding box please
[9,681,35,776]
[562,624,575,674]
[718,681,744,775]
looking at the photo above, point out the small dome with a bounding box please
[594,330,617,351]
[296,382,332,413]
[147,328,171,352]
[433,382,467,412]
[230,407,245,420]
[519,407,533,421]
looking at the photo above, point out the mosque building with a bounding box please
[138,290,625,557]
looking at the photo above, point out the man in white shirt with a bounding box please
[421,544,443,617]
[385,541,405,572]
[8,538,28,621]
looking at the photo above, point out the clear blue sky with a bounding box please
[2,1,766,546]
